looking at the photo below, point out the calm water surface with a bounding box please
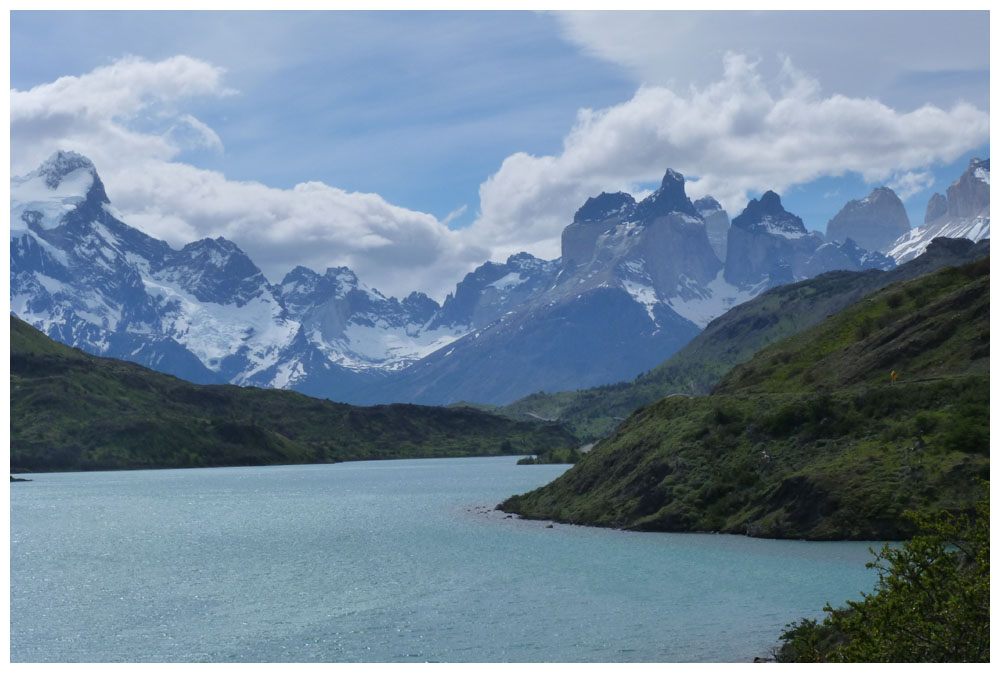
[10,457,881,662]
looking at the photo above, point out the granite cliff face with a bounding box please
[889,158,990,263]
[694,195,730,262]
[826,186,910,252]
[924,192,949,223]
[943,157,990,219]
[725,191,815,290]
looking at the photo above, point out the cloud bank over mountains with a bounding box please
[552,11,990,110]
[11,49,988,300]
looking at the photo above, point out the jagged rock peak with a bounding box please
[28,150,110,204]
[969,157,990,178]
[661,168,684,186]
[732,190,805,234]
[693,196,723,214]
[947,157,990,217]
[507,251,536,264]
[694,195,730,262]
[573,192,636,223]
[324,266,359,283]
[282,265,321,283]
[923,157,992,223]
[37,151,96,188]
[758,190,782,210]
[505,251,552,272]
[402,291,440,320]
[182,236,241,254]
[178,237,260,271]
[632,168,700,221]
[924,193,949,224]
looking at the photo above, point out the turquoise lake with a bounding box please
[10,456,882,662]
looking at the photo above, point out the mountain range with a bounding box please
[10,151,988,406]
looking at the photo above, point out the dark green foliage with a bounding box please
[499,258,990,541]
[715,260,989,395]
[775,496,989,662]
[501,378,989,539]
[10,317,577,472]
[775,616,850,663]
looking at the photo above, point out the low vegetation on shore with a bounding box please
[774,495,988,662]
[500,259,989,540]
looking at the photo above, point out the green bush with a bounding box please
[775,494,989,662]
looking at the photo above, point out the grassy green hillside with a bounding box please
[716,260,989,393]
[10,317,577,473]
[500,258,989,540]
[500,238,989,440]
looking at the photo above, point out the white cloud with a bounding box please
[888,171,937,201]
[10,55,488,301]
[10,55,234,172]
[173,114,224,153]
[464,53,989,259]
[441,204,468,226]
[552,11,990,110]
[10,50,989,304]
[109,160,488,300]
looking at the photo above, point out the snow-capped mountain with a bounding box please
[889,158,990,263]
[11,152,908,406]
[348,171,717,405]
[428,252,560,331]
[350,170,896,405]
[11,155,316,386]
[10,151,458,395]
[274,265,459,374]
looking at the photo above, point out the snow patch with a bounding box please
[270,359,307,389]
[757,215,806,239]
[888,215,991,264]
[325,322,468,371]
[141,273,297,377]
[488,272,525,291]
[621,279,659,324]
[10,167,95,231]
[665,270,759,329]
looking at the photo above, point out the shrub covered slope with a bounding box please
[500,258,989,540]
[11,317,576,472]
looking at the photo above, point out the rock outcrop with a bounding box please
[826,186,910,252]
[694,195,730,262]
[889,158,990,263]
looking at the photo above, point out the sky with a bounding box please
[9,10,991,301]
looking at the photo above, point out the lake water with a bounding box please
[10,457,882,662]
